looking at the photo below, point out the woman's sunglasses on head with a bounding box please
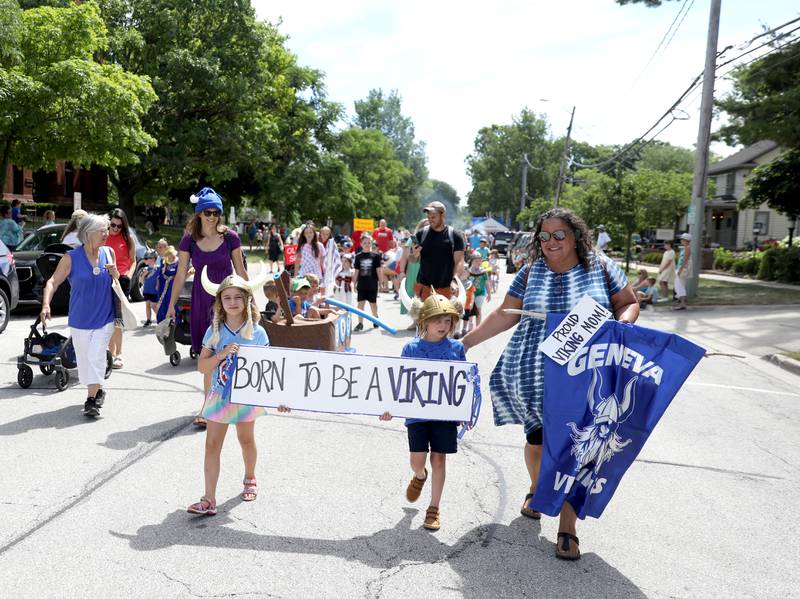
[537,229,569,242]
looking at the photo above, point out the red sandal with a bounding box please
[187,496,217,516]
[242,478,258,502]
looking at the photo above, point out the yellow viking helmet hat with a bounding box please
[200,266,270,297]
[418,288,462,326]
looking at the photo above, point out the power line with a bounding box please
[633,0,692,83]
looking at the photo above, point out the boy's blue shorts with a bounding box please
[407,421,458,454]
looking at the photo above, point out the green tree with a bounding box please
[0,0,156,191]
[466,109,558,225]
[635,141,695,173]
[741,149,800,221]
[338,128,412,220]
[353,89,427,226]
[716,42,800,148]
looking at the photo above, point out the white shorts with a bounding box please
[473,294,487,310]
[71,322,115,387]
[674,275,687,298]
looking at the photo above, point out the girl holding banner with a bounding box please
[462,208,639,561]
[187,268,279,517]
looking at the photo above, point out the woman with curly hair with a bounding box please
[462,207,639,561]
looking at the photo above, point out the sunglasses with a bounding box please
[203,210,221,217]
[109,222,123,230]
[537,229,569,242]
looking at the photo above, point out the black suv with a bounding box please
[14,223,151,309]
[491,230,515,255]
[0,240,20,334]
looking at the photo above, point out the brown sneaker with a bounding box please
[423,506,440,530]
[406,468,427,502]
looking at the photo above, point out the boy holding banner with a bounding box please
[380,291,466,531]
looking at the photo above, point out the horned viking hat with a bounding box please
[200,266,270,346]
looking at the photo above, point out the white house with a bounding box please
[706,140,793,248]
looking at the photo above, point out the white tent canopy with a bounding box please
[472,217,510,234]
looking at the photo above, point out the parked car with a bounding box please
[506,232,533,274]
[491,230,515,256]
[0,239,20,334]
[13,223,151,310]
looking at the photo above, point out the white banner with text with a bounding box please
[229,346,481,422]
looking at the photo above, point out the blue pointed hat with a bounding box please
[190,187,223,213]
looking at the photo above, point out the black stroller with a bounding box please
[158,279,197,366]
[17,316,112,391]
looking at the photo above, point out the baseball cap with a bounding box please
[422,201,446,213]
[291,278,311,292]
[679,233,692,241]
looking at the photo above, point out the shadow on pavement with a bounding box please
[101,415,199,450]
[111,507,645,597]
[0,404,94,435]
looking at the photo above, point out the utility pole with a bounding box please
[518,153,530,229]
[687,0,721,298]
[554,106,576,208]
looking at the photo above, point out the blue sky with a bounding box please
[253,1,799,201]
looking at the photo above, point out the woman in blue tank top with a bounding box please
[41,214,119,418]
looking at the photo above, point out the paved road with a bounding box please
[1,269,798,598]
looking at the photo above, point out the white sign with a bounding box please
[73,192,81,211]
[230,346,480,422]
[539,295,613,366]
[655,228,674,241]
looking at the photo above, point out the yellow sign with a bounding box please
[353,218,374,232]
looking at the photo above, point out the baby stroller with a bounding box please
[160,279,197,366]
[17,316,112,391]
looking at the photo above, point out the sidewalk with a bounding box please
[615,258,800,291]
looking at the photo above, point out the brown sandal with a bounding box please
[520,493,542,519]
[555,532,580,560]
[406,468,427,502]
[423,506,440,531]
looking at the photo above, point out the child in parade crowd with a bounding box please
[488,249,500,293]
[477,238,490,260]
[288,278,320,319]
[188,270,287,516]
[303,272,335,318]
[353,236,381,331]
[632,268,649,292]
[637,276,659,308]
[380,291,465,531]
[140,251,159,326]
[261,279,281,323]
[458,254,491,338]
[155,247,179,323]
[335,254,354,305]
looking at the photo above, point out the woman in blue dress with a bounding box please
[462,208,639,561]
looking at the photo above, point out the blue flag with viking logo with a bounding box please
[533,315,705,519]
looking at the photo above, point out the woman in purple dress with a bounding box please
[165,187,247,426]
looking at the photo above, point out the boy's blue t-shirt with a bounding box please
[401,337,466,426]
[142,264,159,294]
[288,297,312,316]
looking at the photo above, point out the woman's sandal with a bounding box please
[193,415,207,428]
[520,493,542,519]
[242,478,258,502]
[423,506,441,531]
[555,532,581,561]
[187,496,217,516]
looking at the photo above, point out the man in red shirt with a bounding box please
[371,219,393,254]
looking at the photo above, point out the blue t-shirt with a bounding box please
[401,337,466,425]
[142,264,159,294]
[202,322,269,398]
[288,297,312,316]
[468,233,482,250]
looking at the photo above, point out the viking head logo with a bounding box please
[567,368,637,473]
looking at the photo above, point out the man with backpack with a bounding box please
[413,201,466,300]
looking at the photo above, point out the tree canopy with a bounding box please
[742,149,800,220]
[0,0,156,190]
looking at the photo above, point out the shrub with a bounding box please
[641,251,663,265]
[713,248,734,271]
[758,248,778,280]
[774,246,800,283]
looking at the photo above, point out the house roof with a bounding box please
[708,140,779,175]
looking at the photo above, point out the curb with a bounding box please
[763,354,800,377]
